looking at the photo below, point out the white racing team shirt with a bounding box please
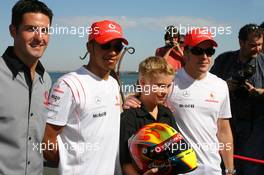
[168,68,232,175]
[46,66,121,175]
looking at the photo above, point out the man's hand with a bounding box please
[123,95,141,109]
[245,81,264,96]
[171,43,183,56]
[143,168,158,175]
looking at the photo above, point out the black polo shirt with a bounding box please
[119,104,179,165]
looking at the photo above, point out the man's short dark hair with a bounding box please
[12,0,53,29]
[238,23,263,42]
[260,22,264,36]
[260,22,264,29]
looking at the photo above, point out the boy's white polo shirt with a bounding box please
[46,66,121,175]
[168,68,232,175]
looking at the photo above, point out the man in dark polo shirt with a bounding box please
[0,0,53,174]
[210,24,264,175]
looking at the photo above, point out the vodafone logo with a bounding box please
[106,23,121,34]
[108,23,116,29]
[205,91,219,103]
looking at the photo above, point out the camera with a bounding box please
[231,63,256,98]
[164,25,179,48]
[165,37,178,48]
[233,63,256,83]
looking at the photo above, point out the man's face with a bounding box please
[185,41,215,78]
[10,13,50,62]
[89,39,124,74]
[240,34,263,58]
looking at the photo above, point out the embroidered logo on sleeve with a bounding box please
[49,84,65,107]
[115,95,121,106]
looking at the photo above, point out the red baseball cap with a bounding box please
[184,28,217,47]
[88,20,128,45]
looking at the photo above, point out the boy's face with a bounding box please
[141,74,174,105]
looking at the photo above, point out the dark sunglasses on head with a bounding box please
[249,25,259,30]
[189,47,215,56]
[100,42,124,52]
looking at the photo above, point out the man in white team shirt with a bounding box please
[43,20,128,175]
[124,28,235,175]
[167,29,235,175]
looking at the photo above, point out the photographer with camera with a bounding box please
[260,22,264,53]
[210,23,264,175]
[155,25,184,70]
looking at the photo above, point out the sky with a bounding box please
[0,0,263,72]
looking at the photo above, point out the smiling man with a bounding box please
[43,20,128,175]
[0,0,53,174]
[165,28,235,175]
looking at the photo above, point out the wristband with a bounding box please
[225,168,236,174]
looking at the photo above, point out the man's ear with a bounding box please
[87,41,94,53]
[9,25,16,38]
[239,39,244,48]
[86,42,90,52]
[139,78,145,86]
[183,49,189,62]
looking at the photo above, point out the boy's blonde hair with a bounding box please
[138,56,175,81]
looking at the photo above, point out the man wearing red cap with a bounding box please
[124,28,234,175]
[168,28,235,175]
[43,20,128,175]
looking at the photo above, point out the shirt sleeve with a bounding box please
[119,109,137,165]
[219,82,232,119]
[46,79,75,126]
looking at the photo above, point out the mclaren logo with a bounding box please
[93,112,106,118]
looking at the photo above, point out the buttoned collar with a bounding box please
[2,46,45,79]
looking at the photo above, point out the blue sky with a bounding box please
[1,0,263,71]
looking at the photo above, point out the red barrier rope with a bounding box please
[234,155,264,164]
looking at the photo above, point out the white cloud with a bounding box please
[53,15,232,30]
